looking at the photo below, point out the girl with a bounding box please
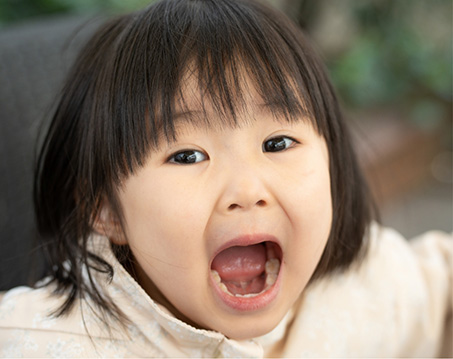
[0,0,451,357]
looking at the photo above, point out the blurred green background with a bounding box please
[1,0,451,125]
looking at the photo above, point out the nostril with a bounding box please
[228,203,241,211]
[227,200,266,211]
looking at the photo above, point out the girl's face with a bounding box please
[114,85,332,340]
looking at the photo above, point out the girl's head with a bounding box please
[35,0,373,340]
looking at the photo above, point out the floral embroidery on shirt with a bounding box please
[45,338,83,358]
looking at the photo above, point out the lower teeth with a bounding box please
[211,258,280,297]
[235,292,258,298]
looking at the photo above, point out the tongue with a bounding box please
[211,243,266,282]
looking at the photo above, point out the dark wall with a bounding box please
[0,16,102,290]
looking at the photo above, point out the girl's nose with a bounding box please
[216,161,271,214]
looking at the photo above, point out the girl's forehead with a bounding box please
[177,66,260,108]
[164,103,315,148]
[147,56,317,148]
[172,68,310,127]
[152,103,314,151]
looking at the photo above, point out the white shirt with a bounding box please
[1,224,451,357]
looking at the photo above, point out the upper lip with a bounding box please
[210,233,282,266]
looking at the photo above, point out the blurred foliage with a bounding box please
[0,0,153,24]
[315,0,451,126]
[1,0,451,126]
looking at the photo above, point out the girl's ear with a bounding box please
[92,203,127,245]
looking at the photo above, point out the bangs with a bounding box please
[97,0,332,180]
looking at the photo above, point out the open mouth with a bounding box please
[210,241,282,300]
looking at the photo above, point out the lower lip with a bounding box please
[209,264,283,312]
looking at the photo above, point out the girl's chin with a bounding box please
[208,312,284,341]
[204,273,287,340]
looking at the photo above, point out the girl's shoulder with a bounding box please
[307,224,452,304]
[369,223,452,265]
[0,283,134,357]
[286,224,452,357]
[363,224,452,308]
[343,224,452,318]
[0,284,86,357]
[0,283,66,330]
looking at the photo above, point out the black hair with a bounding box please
[34,0,375,321]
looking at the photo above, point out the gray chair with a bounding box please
[0,15,102,290]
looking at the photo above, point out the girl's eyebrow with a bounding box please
[171,110,211,130]
[172,110,203,121]
[170,105,269,128]
[163,103,296,141]
[155,109,213,142]
[173,103,274,121]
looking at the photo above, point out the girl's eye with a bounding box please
[168,150,207,164]
[263,136,297,152]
